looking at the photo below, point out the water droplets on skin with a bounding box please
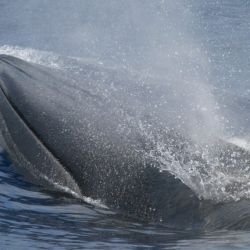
[1,0,250,207]
[138,121,250,203]
[1,44,250,204]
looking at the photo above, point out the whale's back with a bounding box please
[0,55,206,226]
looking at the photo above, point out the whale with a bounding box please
[1,54,250,230]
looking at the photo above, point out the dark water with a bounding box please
[1,0,250,249]
[1,150,250,249]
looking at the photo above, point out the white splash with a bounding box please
[227,137,250,151]
[0,45,62,69]
[42,175,108,209]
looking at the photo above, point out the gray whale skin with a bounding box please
[0,54,250,230]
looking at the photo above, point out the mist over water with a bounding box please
[0,0,224,139]
[1,0,250,202]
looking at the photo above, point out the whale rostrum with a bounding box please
[1,55,250,229]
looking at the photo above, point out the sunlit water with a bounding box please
[1,150,250,249]
[1,0,250,249]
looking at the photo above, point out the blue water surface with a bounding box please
[1,150,250,249]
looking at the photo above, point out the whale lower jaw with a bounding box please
[0,83,82,197]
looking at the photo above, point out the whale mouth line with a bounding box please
[0,80,85,200]
[0,55,34,78]
[0,82,34,138]
[0,81,48,153]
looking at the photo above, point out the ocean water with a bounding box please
[2,150,250,250]
[1,0,250,249]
